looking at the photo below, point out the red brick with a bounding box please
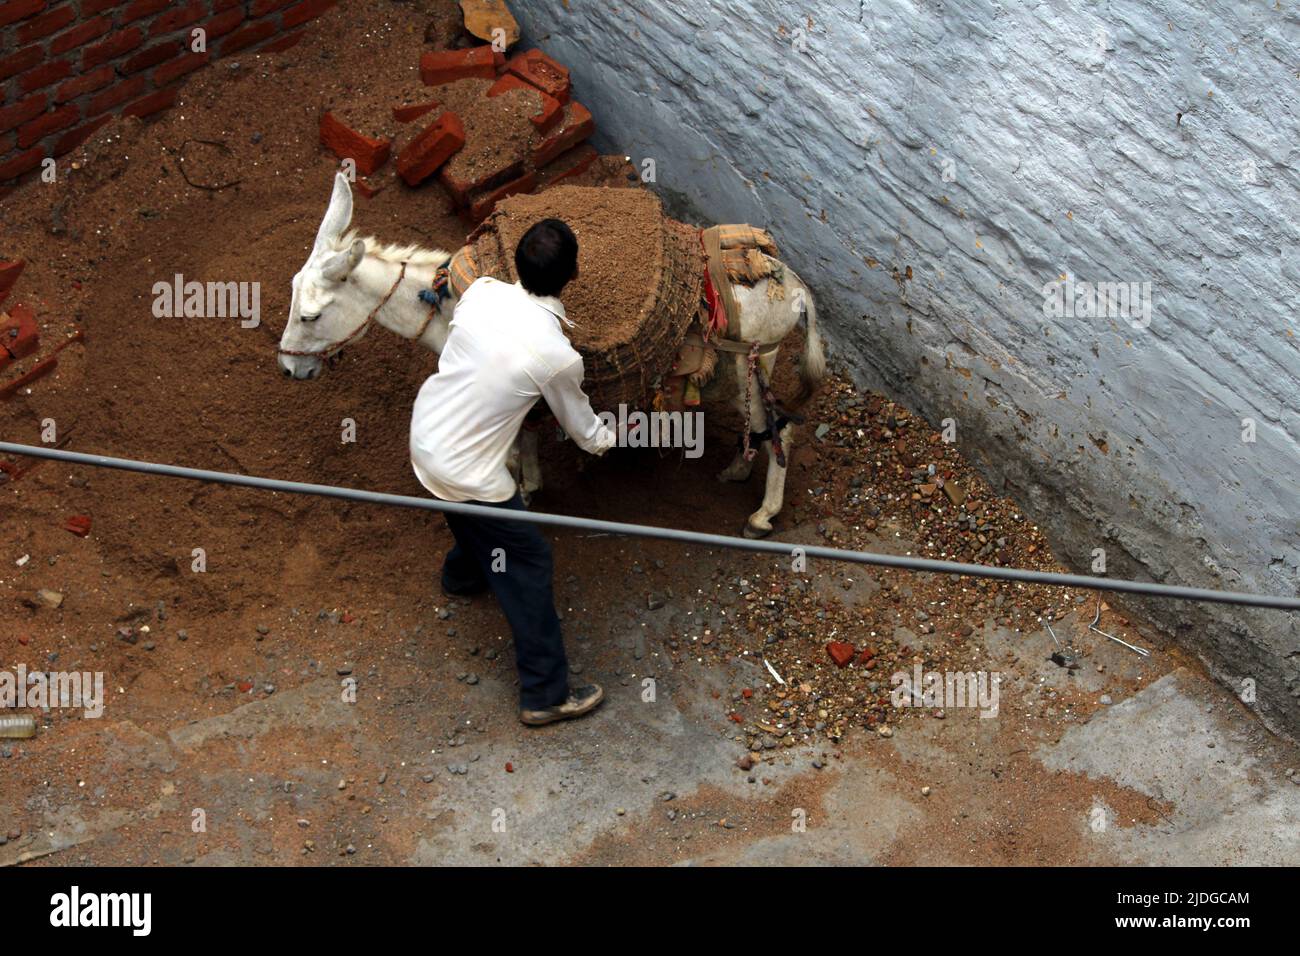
[488,73,562,133]
[120,0,169,23]
[282,0,338,29]
[17,57,72,94]
[219,20,276,55]
[531,100,593,167]
[0,0,45,28]
[17,102,77,147]
[17,2,74,43]
[52,113,110,155]
[86,76,145,116]
[260,30,305,53]
[121,39,179,74]
[467,170,537,223]
[149,0,204,37]
[55,65,113,103]
[0,46,43,82]
[0,94,47,134]
[212,0,242,8]
[319,111,391,177]
[826,641,856,668]
[250,0,293,14]
[0,354,59,399]
[0,260,25,309]
[0,303,39,360]
[420,46,495,85]
[395,110,465,186]
[202,8,244,40]
[0,146,44,181]
[439,148,523,207]
[122,84,176,118]
[83,26,144,69]
[49,15,111,54]
[64,514,92,537]
[505,48,570,104]
[152,50,208,85]
[80,0,123,13]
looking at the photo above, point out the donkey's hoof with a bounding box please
[743,519,773,540]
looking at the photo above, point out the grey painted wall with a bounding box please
[511,0,1300,735]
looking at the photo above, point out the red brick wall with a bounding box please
[0,0,339,184]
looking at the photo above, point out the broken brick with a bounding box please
[0,259,24,308]
[505,48,570,104]
[319,111,391,177]
[1,303,39,360]
[536,142,598,190]
[395,110,465,186]
[393,92,439,124]
[0,354,58,399]
[439,151,524,208]
[531,100,593,168]
[827,641,856,668]
[419,46,496,85]
[64,515,92,537]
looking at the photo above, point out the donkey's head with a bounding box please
[278,172,372,380]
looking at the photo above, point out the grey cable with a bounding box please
[2,441,1296,611]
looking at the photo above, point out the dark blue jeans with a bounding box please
[440,493,569,709]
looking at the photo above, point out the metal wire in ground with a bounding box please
[1,441,1296,612]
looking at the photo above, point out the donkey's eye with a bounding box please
[300,313,321,323]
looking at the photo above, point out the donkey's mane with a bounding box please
[334,230,452,267]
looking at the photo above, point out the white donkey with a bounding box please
[278,173,826,537]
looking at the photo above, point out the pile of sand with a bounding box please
[465,186,704,407]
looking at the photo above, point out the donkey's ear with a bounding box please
[314,172,354,250]
[320,237,365,282]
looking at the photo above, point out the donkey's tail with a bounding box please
[794,286,827,406]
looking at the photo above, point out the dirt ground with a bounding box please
[1,1,1297,866]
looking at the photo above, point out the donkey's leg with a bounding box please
[744,420,795,538]
[718,352,760,483]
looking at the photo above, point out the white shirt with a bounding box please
[410,277,615,502]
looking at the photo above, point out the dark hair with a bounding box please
[515,218,578,298]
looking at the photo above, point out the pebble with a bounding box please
[177,630,188,642]
[337,663,353,676]
[921,786,931,797]
[1099,694,1112,705]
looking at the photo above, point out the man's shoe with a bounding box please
[520,684,605,726]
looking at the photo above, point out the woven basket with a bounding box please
[454,187,704,412]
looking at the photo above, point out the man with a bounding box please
[410,218,616,726]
